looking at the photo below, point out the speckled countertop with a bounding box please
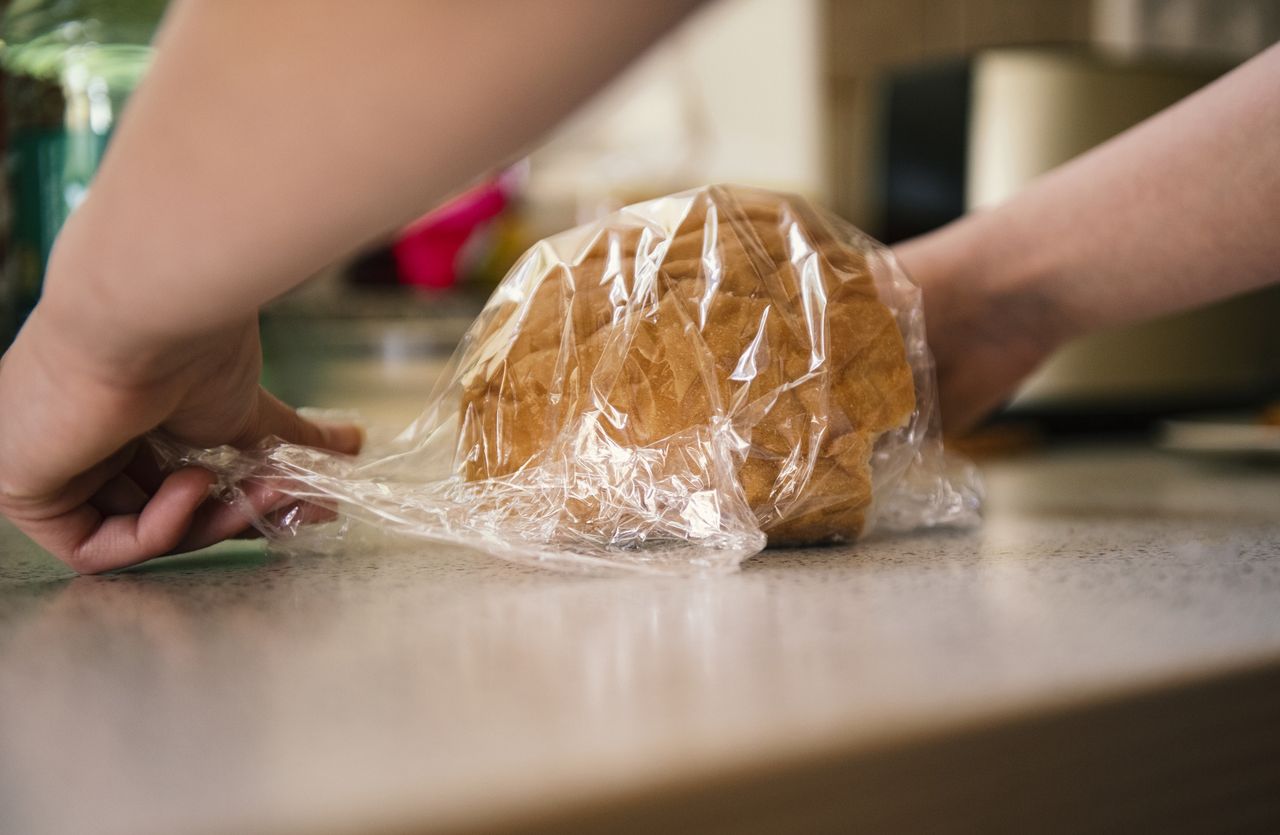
[1,444,1278,835]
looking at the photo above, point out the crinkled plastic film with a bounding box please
[157,185,982,575]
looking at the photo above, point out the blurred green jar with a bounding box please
[0,0,165,344]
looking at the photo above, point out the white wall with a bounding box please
[526,0,824,229]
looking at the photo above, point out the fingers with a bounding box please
[171,473,342,552]
[241,388,364,454]
[87,390,364,563]
[31,390,365,570]
[30,465,325,572]
[171,477,287,552]
[170,497,257,553]
[82,468,215,571]
[15,467,216,574]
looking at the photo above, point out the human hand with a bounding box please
[894,223,1071,435]
[0,303,362,574]
[893,44,1280,435]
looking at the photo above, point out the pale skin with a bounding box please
[897,40,1280,430]
[0,1,1276,573]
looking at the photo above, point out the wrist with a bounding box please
[903,209,1077,360]
[35,206,241,386]
[976,209,1080,350]
[894,211,1076,431]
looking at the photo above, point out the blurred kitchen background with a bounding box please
[0,0,1277,439]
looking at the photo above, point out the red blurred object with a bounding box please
[392,178,510,289]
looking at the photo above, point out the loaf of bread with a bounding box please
[458,185,915,545]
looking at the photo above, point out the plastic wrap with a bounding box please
[159,185,982,575]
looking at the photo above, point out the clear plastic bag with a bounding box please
[157,185,982,575]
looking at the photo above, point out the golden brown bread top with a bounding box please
[458,186,915,544]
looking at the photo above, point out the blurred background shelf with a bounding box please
[2,0,1276,434]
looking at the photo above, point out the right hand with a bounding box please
[0,302,362,574]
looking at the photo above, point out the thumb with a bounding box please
[243,388,364,454]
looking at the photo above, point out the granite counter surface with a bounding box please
[2,444,1278,834]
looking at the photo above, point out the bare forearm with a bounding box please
[896,44,1280,430]
[905,42,1280,342]
[42,0,700,368]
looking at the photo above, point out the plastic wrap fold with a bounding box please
[157,185,982,575]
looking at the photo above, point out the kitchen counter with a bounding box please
[2,444,1279,834]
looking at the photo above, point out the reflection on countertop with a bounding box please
[2,444,1279,834]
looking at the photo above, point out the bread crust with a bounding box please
[459,186,915,544]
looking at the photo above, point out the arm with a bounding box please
[47,0,703,363]
[0,0,701,572]
[896,42,1280,432]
